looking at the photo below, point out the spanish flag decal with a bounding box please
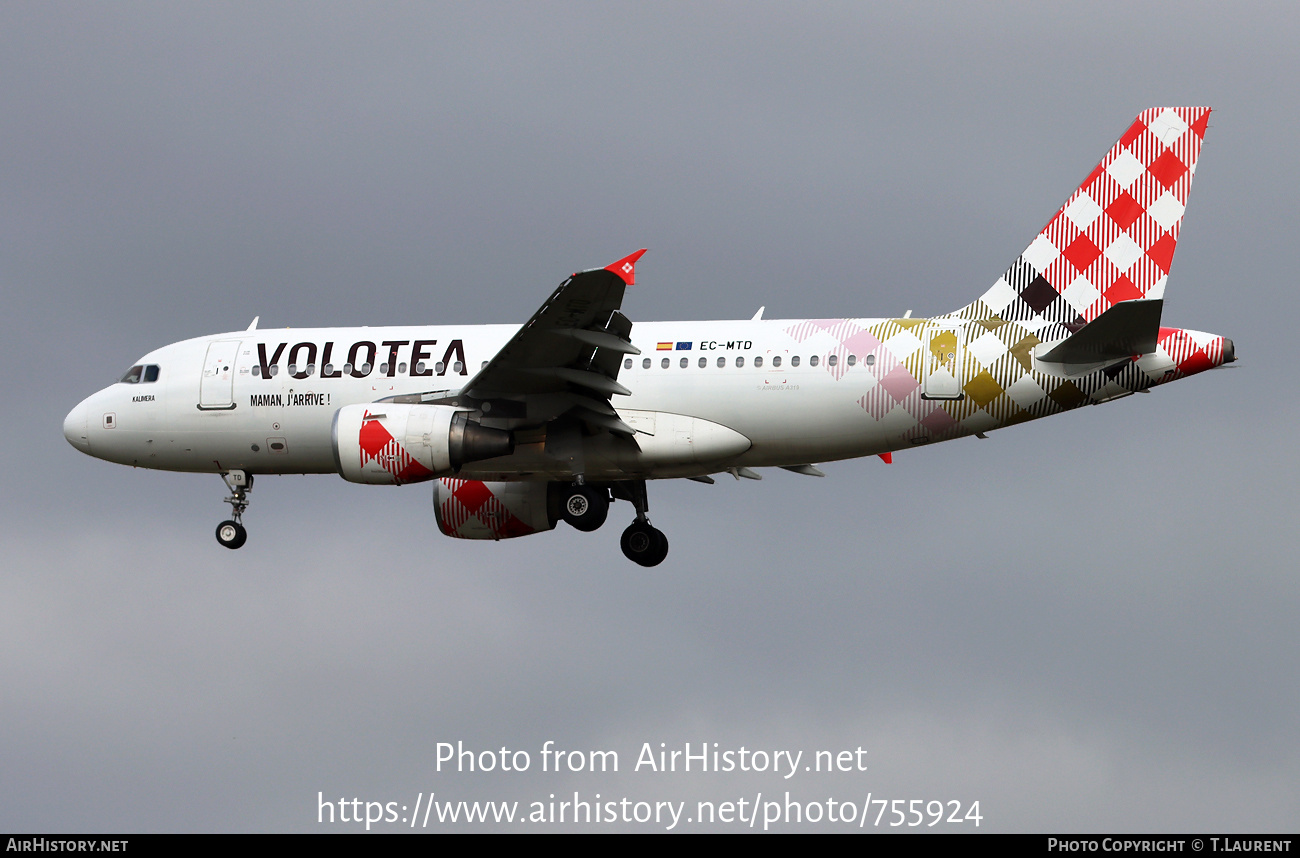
[656,342,673,351]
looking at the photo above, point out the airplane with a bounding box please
[64,107,1233,566]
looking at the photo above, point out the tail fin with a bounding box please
[951,107,1211,327]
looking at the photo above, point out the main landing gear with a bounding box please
[620,521,668,567]
[557,483,610,532]
[613,480,668,567]
[215,470,252,550]
[556,479,669,566]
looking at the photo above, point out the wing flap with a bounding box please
[525,367,632,397]
[551,326,641,355]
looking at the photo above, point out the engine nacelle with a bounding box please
[332,404,513,485]
[433,478,558,540]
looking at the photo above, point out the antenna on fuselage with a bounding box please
[246,316,259,331]
[751,306,765,321]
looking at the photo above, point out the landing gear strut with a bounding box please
[615,480,668,567]
[216,470,252,550]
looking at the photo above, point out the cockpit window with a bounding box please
[119,364,161,384]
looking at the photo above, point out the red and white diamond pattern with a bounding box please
[961,107,1210,325]
[435,478,538,540]
[357,411,433,484]
[1156,327,1225,378]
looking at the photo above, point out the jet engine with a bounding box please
[332,404,513,485]
[433,478,557,539]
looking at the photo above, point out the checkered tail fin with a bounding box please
[950,107,1211,327]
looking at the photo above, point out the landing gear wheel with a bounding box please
[216,520,247,550]
[647,530,668,566]
[217,471,252,549]
[620,521,668,567]
[560,485,609,532]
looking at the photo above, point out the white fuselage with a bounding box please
[64,313,1232,485]
[64,319,905,480]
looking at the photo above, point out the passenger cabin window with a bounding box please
[624,358,632,370]
[790,355,800,367]
[661,358,669,369]
[642,358,651,369]
[829,354,838,367]
[864,354,875,366]
[754,356,763,368]
[736,356,744,367]
[809,355,819,367]
[772,355,782,368]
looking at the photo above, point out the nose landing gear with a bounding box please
[216,470,252,550]
[216,519,247,549]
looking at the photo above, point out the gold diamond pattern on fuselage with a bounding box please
[963,370,1004,407]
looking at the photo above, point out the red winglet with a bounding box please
[605,249,647,285]
[878,452,892,464]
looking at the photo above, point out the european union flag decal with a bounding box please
[675,342,692,351]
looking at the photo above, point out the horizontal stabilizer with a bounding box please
[1038,299,1163,364]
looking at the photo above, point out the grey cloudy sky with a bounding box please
[2,2,1295,832]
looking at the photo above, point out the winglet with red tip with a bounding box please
[605,249,648,285]
[878,452,892,464]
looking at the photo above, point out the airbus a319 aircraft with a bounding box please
[65,107,1233,566]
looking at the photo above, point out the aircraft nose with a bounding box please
[63,399,90,452]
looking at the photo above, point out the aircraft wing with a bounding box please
[458,249,646,433]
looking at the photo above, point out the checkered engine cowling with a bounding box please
[433,478,558,540]
[333,404,513,486]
